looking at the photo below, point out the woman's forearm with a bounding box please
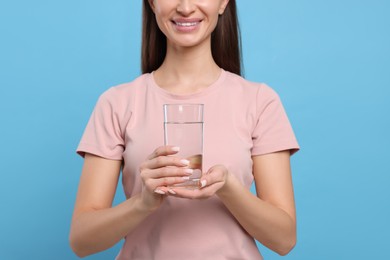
[217,176,296,256]
[69,194,153,257]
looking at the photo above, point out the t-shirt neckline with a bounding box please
[148,69,226,100]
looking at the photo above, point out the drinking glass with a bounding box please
[163,104,204,189]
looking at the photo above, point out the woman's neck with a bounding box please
[153,42,221,94]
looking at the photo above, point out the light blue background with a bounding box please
[0,0,389,259]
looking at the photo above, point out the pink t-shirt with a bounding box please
[77,70,299,259]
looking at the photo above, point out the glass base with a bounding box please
[172,178,200,190]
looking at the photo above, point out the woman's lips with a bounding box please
[172,19,202,32]
[175,21,199,27]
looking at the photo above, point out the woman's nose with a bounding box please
[176,0,195,16]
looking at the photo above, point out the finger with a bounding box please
[168,188,209,200]
[146,175,191,191]
[200,179,208,188]
[155,186,177,195]
[147,146,180,160]
[199,175,224,190]
[146,166,194,179]
[153,188,166,195]
[141,167,192,192]
[199,165,227,188]
[143,155,190,170]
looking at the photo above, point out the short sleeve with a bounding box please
[76,88,126,160]
[251,84,299,156]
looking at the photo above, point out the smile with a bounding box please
[175,22,199,27]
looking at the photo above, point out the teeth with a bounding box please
[176,22,198,27]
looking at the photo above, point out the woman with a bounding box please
[70,0,300,259]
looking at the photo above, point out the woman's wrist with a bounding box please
[130,194,159,216]
[216,170,237,199]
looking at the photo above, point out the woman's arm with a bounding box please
[217,150,296,255]
[69,154,152,257]
[69,147,192,257]
[171,150,296,255]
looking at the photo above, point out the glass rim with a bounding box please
[163,103,204,108]
[163,103,204,123]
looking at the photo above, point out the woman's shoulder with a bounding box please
[94,74,149,103]
[106,73,151,96]
[223,70,279,99]
[93,73,151,113]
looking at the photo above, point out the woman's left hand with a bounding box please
[170,165,230,199]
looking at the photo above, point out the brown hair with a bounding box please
[141,0,242,75]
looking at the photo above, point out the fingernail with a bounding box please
[154,189,165,195]
[168,189,176,195]
[180,159,190,165]
[184,168,194,174]
[172,146,180,152]
[182,176,190,180]
[200,180,207,188]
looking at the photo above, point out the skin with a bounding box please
[70,0,297,257]
[152,0,229,94]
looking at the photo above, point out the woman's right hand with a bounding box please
[138,146,193,211]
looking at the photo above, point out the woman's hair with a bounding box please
[141,0,242,75]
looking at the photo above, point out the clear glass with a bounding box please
[164,104,204,189]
